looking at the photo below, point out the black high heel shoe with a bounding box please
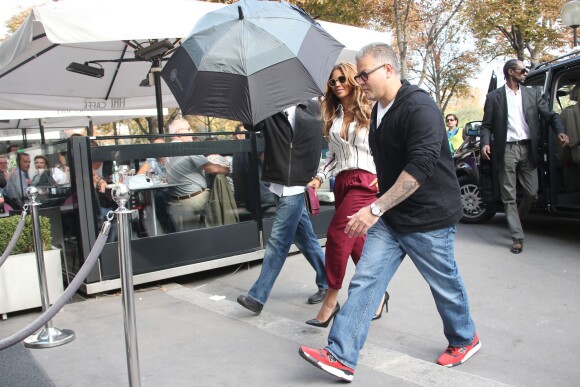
[305,303,340,328]
[372,291,390,321]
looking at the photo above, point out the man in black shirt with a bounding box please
[299,43,480,382]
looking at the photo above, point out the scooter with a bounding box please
[453,121,496,223]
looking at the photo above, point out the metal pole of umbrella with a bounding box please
[23,187,76,348]
[153,58,164,134]
[38,119,46,145]
[87,119,94,136]
[112,183,142,387]
[21,128,28,148]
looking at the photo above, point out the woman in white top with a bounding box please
[306,63,387,327]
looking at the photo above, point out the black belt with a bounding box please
[170,188,205,201]
[507,139,530,145]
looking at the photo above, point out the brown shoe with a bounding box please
[511,239,523,254]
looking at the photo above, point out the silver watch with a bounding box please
[370,202,383,217]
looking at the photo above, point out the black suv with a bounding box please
[454,52,580,223]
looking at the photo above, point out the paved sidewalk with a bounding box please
[1,215,579,386]
[0,282,502,387]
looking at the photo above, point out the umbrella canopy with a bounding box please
[0,0,389,125]
[0,0,224,131]
[162,0,345,125]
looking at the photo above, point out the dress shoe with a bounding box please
[305,303,340,328]
[511,239,523,254]
[307,288,327,304]
[372,291,390,321]
[237,295,263,315]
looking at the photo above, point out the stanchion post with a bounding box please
[112,183,142,387]
[24,187,75,348]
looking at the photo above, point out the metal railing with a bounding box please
[0,184,143,386]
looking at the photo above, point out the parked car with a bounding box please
[454,52,580,223]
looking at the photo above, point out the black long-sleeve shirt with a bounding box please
[370,80,462,233]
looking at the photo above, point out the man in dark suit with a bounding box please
[481,59,569,254]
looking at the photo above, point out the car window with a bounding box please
[552,69,580,114]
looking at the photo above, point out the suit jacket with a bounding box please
[480,85,565,170]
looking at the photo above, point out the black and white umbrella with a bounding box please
[161,0,344,125]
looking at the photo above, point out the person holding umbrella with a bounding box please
[237,101,328,314]
[305,63,388,328]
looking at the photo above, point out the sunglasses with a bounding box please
[354,64,386,83]
[446,118,456,122]
[328,75,347,87]
[513,67,528,75]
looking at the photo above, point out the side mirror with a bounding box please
[464,121,481,136]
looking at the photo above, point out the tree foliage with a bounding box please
[295,0,374,26]
[463,0,568,65]
[415,22,481,112]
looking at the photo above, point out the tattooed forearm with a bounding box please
[375,171,420,212]
[402,180,418,191]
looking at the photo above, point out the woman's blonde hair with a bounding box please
[319,62,372,138]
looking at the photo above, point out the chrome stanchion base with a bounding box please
[23,327,75,348]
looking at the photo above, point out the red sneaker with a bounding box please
[299,346,354,382]
[437,333,481,367]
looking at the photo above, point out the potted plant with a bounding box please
[0,215,64,319]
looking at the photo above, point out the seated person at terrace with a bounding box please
[30,155,66,187]
[5,152,31,208]
[168,118,195,142]
[165,153,230,217]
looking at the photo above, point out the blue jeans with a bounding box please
[248,193,327,304]
[326,219,476,369]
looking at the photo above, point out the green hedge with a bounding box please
[0,215,52,255]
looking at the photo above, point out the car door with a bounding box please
[545,63,580,217]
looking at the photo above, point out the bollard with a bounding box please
[112,183,142,387]
[24,187,75,348]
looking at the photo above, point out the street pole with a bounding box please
[561,1,580,48]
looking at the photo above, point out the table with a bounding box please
[129,182,186,236]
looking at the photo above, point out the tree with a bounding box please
[415,23,480,112]
[363,0,418,79]
[365,0,467,83]
[412,0,465,87]
[295,0,374,26]
[463,0,568,65]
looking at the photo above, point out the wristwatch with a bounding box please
[370,202,383,217]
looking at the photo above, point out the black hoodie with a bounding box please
[370,80,462,233]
